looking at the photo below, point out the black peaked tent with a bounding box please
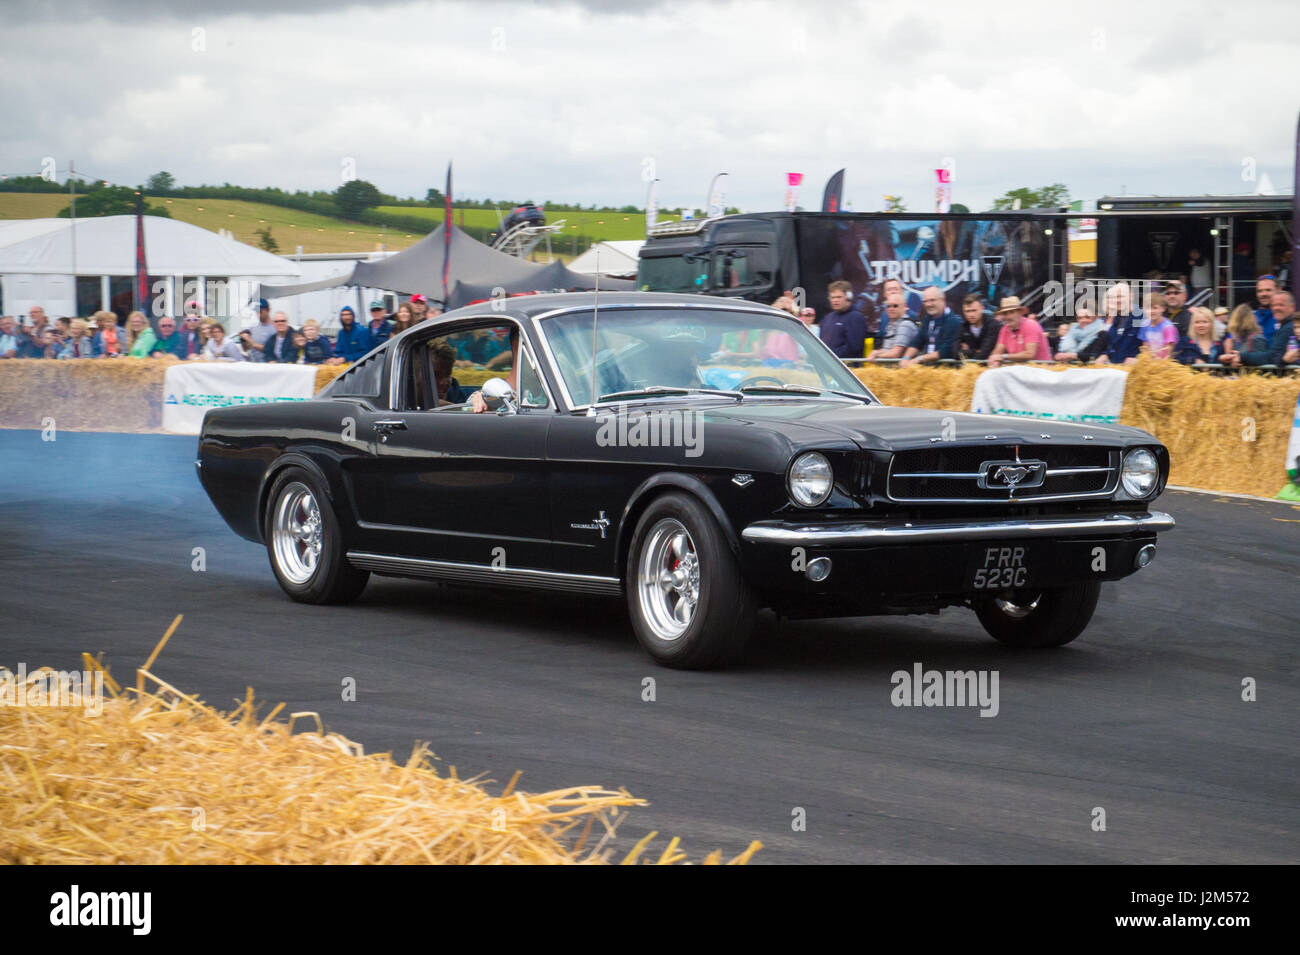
[261,224,632,307]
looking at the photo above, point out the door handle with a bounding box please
[373,419,407,442]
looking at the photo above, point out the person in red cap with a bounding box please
[409,295,429,324]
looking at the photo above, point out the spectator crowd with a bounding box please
[795,274,1298,371]
[3,277,1296,373]
[0,295,445,364]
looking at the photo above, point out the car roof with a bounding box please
[378,292,790,353]
[440,291,778,321]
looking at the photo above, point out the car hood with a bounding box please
[702,400,1153,452]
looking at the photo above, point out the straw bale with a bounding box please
[1121,359,1298,497]
[313,364,348,392]
[0,358,169,432]
[0,643,761,865]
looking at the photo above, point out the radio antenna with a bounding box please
[589,248,600,408]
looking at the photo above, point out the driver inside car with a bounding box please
[431,342,474,404]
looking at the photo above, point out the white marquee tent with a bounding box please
[0,216,300,321]
[568,239,643,278]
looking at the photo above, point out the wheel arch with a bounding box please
[256,451,338,544]
[615,473,740,581]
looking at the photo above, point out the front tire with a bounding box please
[264,466,369,604]
[625,492,757,669]
[974,581,1101,648]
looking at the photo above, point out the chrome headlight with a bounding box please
[788,452,833,507]
[1121,448,1159,498]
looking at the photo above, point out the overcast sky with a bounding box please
[3,0,1296,213]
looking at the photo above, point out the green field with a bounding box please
[0,194,425,254]
[1,193,657,260]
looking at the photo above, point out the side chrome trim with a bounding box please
[346,551,622,595]
[740,510,1176,546]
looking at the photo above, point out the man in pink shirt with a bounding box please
[986,297,1050,367]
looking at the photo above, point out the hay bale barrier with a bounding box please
[0,358,170,432]
[3,357,1296,497]
[854,358,1300,499]
[1119,359,1297,498]
[312,363,349,392]
[0,646,761,865]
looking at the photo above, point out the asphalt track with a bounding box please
[2,429,1297,864]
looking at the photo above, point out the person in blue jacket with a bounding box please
[901,286,963,365]
[331,306,373,363]
[818,281,866,358]
[366,301,393,345]
[1096,284,1145,366]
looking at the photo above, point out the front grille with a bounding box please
[887,444,1116,502]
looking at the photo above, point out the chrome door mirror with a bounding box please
[480,376,518,415]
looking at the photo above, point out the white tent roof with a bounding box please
[0,216,299,277]
[569,239,643,276]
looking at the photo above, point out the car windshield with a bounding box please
[539,306,873,407]
[637,256,709,293]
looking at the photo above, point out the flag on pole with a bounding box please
[134,191,150,315]
[935,167,953,213]
[705,172,728,219]
[443,163,452,305]
[1292,111,1298,294]
[645,178,659,233]
[821,168,845,213]
[784,173,803,212]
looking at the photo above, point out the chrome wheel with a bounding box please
[636,518,700,642]
[994,592,1042,619]
[271,482,322,585]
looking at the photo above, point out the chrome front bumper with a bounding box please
[741,510,1175,546]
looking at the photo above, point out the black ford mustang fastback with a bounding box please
[197,292,1173,668]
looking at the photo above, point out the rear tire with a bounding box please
[974,581,1100,648]
[625,492,757,669]
[264,466,369,604]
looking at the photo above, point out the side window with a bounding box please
[711,247,772,290]
[713,252,750,289]
[410,321,548,410]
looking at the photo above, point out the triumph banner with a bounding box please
[798,216,1054,315]
[970,365,1129,425]
[162,362,318,435]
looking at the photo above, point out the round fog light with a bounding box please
[1134,544,1156,569]
[806,557,832,582]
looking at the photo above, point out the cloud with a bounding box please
[0,0,1295,213]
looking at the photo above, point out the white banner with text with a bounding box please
[970,365,1128,425]
[162,362,317,435]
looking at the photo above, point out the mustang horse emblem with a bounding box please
[993,465,1033,487]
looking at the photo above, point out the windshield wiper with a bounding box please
[597,386,743,403]
[738,384,874,403]
[738,384,822,395]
